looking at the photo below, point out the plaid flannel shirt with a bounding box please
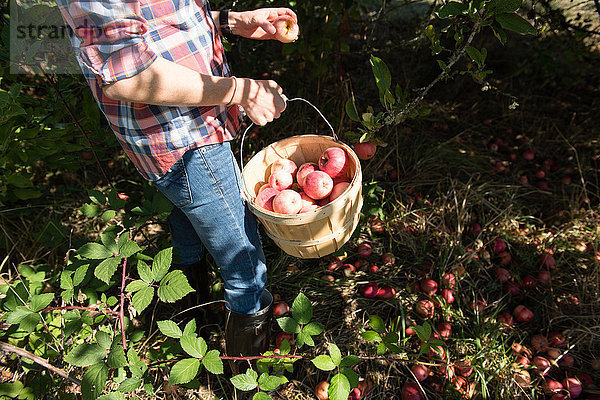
[56,0,243,181]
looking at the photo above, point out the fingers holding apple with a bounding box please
[273,17,299,43]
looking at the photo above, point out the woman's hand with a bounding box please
[228,8,298,41]
[231,78,287,126]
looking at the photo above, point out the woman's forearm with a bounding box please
[102,57,236,106]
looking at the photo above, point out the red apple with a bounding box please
[303,171,333,200]
[537,270,552,286]
[314,380,329,400]
[401,382,423,400]
[296,162,318,188]
[420,279,438,295]
[299,191,317,207]
[523,149,535,160]
[275,332,293,348]
[358,282,379,298]
[368,264,379,273]
[348,388,361,400]
[562,377,582,398]
[542,378,563,394]
[270,158,297,177]
[381,252,395,265]
[319,147,350,179]
[499,251,512,265]
[471,222,482,235]
[377,285,396,299]
[497,312,514,326]
[547,331,566,348]
[411,364,429,381]
[559,354,574,368]
[520,275,536,289]
[368,217,385,234]
[513,305,533,322]
[273,301,290,317]
[341,263,356,276]
[354,141,377,160]
[436,322,452,340]
[415,299,435,319]
[495,267,512,283]
[329,181,350,201]
[531,334,549,352]
[357,242,372,257]
[440,289,455,304]
[254,187,280,212]
[269,170,293,191]
[441,273,457,289]
[273,17,299,43]
[456,359,473,377]
[532,356,552,375]
[493,238,507,253]
[541,252,556,269]
[504,281,521,296]
[272,190,302,214]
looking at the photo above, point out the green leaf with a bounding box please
[303,322,324,336]
[13,189,42,200]
[180,335,207,358]
[329,373,351,400]
[258,373,285,391]
[279,337,291,355]
[465,46,483,66]
[131,286,154,313]
[361,331,382,342]
[489,0,521,13]
[100,230,118,253]
[157,270,194,303]
[414,322,432,342]
[201,350,224,374]
[341,367,359,389]
[73,264,90,286]
[345,98,359,122]
[107,189,126,209]
[491,25,507,45]
[64,344,106,367]
[230,373,258,391]
[329,343,342,366]
[369,56,392,96]
[78,243,113,259]
[296,331,312,348]
[81,363,108,400]
[96,331,112,350]
[252,392,272,400]
[118,377,142,393]
[152,247,173,282]
[368,315,386,333]
[118,240,141,258]
[88,189,106,205]
[169,358,200,385]
[137,260,154,283]
[276,317,300,334]
[5,306,40,332]
[98,392,126,400]
[291,292,312,325]
[95,257,122,284]
[30,292,54,312]
[125,280,148,293]
[340,355,361,368]
[107,344,127,369]
[311,355,336,371]
[436,1,468,18]
[80,204,102,218]
[495,12,536,35]
[157,320,183,339]
[183,319,197,337]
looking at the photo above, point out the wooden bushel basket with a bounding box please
[239,99,363,259]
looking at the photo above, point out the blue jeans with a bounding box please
[153,141,267,314]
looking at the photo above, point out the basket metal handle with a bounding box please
[238,95,338,174]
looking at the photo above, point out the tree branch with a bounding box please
[0,341,81,386]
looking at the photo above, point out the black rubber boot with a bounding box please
[177,260,212,322]
[225,289,273,368]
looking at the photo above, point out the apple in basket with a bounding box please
[271,158,297,177]
[330,181,350,201]
[272,189,302,214]
[254,187,280,212]
[319,147,349,179]
[269,170,294,191]
[303,171,333,200]
[296,162,318,188]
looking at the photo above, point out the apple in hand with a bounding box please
[273,17,299,43]
[303,170,333,200]
[319,147,350,179]
[272,189,302,214]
